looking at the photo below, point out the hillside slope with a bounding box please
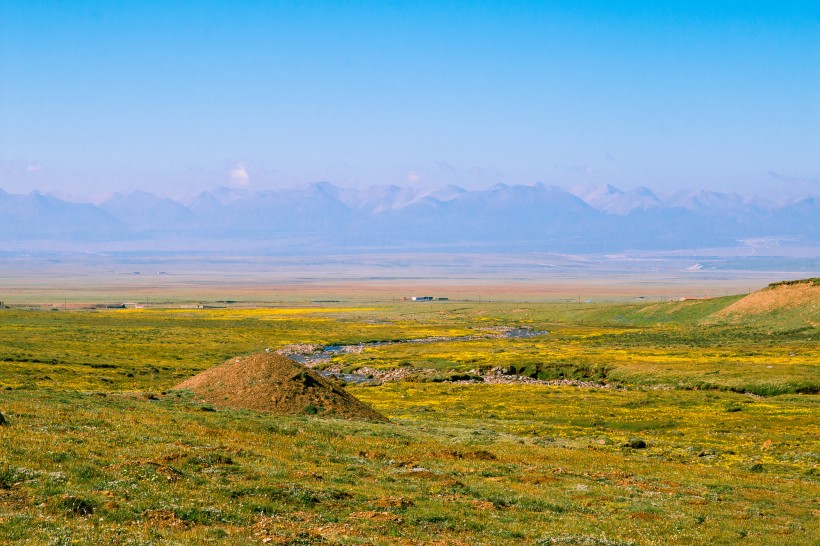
[709,278,820,329]
[559,279,819,330]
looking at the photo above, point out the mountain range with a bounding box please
[1,183,817,253]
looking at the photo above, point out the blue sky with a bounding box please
[1,1,818,198]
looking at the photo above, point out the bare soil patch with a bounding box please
[173,353,387,421]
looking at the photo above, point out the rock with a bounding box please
[623,438,647,449]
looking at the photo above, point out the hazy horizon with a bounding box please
[1,179,818,207]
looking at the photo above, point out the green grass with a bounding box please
[767,278,820,288]
[554,295,746,326]
[1,299,817,393]
[1,385,817,545]
[0,296,818,544]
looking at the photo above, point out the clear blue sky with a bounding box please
[1,1,818,198]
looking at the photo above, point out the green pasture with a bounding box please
[0,294,818,544]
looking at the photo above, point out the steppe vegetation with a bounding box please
[0,281,818,544]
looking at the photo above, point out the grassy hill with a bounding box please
[556,278,819,332]
[556,295,743,326]
[707,278,820,330]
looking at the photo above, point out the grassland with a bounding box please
[0,290,818,544]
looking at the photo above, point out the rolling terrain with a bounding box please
[0,280,818,544]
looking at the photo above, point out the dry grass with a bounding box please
[711,281,820,325]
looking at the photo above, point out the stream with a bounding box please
[279,326,547,384]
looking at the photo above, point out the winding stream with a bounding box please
[280,327,547,384]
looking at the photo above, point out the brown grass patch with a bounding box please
[712,281,820,321]
[142,509,185,527]
[349,511,404,524]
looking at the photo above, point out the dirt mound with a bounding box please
[173,353,387,422]
[711,279,820,324]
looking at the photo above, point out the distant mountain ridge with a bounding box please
[1,183,817,252]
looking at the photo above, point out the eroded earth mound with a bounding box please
[173,353,387,422]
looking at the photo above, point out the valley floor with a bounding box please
[0,287,818,544]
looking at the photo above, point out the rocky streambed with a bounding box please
[276,326,554,385]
